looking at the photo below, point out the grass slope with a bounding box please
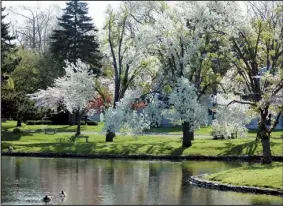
[204,163,283,190]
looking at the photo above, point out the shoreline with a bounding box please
[189,174,283,196]
[2,152,283,162]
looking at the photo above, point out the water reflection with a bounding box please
[1,157,282,205]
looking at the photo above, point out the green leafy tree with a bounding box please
[10,47,41,93]
[37,49,66,89]
[1,90,45,127]
[220,2,283,164]
[2,47,46,126]
[1,7,20,86]
[50,0,102,74]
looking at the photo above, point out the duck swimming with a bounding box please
[59,191,67,197]
[42,195,51,202]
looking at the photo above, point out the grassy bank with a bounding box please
[2,130,282,157]
[204,163,283,190]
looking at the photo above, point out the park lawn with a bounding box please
[146,125,212,135]
[204,162,283,190]
[2,121,282,138]
[1,130,282,157]
[1,121,104,133]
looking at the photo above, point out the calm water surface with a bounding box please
[1,156,282,205]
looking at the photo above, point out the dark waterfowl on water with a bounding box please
[42,195,51,202]
[59,191,67,197]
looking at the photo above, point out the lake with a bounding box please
[1,156,282,205]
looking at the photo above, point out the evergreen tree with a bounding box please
[1,7,20,85]
[50,0,102,74]
[1,89,45,127]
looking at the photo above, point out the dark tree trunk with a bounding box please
[258,112,272,164]
[182,122,192,147]
[190,131,194,140]
[261,134,272,164]
[76,120,81,136]
[106,130,115,142]
[16,120,22,127]
[69,113,76,126]
[76,111,81,136]
[105,97,118,142]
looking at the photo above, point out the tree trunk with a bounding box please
[261,134,272,164]
[258,113,272,164]
[68,112,76,126]
[16,120,22,127]
[71,113,76,125]
[182,122,192,147]
[76,111,81,136]
[190,131,194,141]
[106,130,115,142]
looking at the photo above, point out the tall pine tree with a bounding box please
[1,7,20,85]
[50,0,102,74]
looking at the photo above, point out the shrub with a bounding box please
[13,127,22,133]
[86,121,98,126]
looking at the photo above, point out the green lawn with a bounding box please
[3,121,282,138]
[204,162,283,190]
[147,125,282,138]
[1,121,104,132]
[2,129,282,157]
[146,125,212,135]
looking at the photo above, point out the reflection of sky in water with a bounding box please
[1,157,282,205]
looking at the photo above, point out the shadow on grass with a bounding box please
[2,126,15,132]
[1,131,35,141]
[145,126,182,133]
[38,142,97,153]
[8,140,186,156]
[171,146,187,155]
[243,163,275,170]
[248,128,283,133]
[52,126,74,132]
[219,140,259,156]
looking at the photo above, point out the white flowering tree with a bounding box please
[162,77,208,147]
[28,59,97,136]
[215,2,283,164]
[102,90,152,141]
[103,77,207,147]
[135,1,244,96]
[211,93,254,139]
[101,2,161,108]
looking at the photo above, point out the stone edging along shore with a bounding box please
[1,152,283,162]
[189,174,283,196]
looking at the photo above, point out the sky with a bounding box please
[3,1,247,29]
[2,1,122,29]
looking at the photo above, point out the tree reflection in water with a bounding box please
[1,157,282,205]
